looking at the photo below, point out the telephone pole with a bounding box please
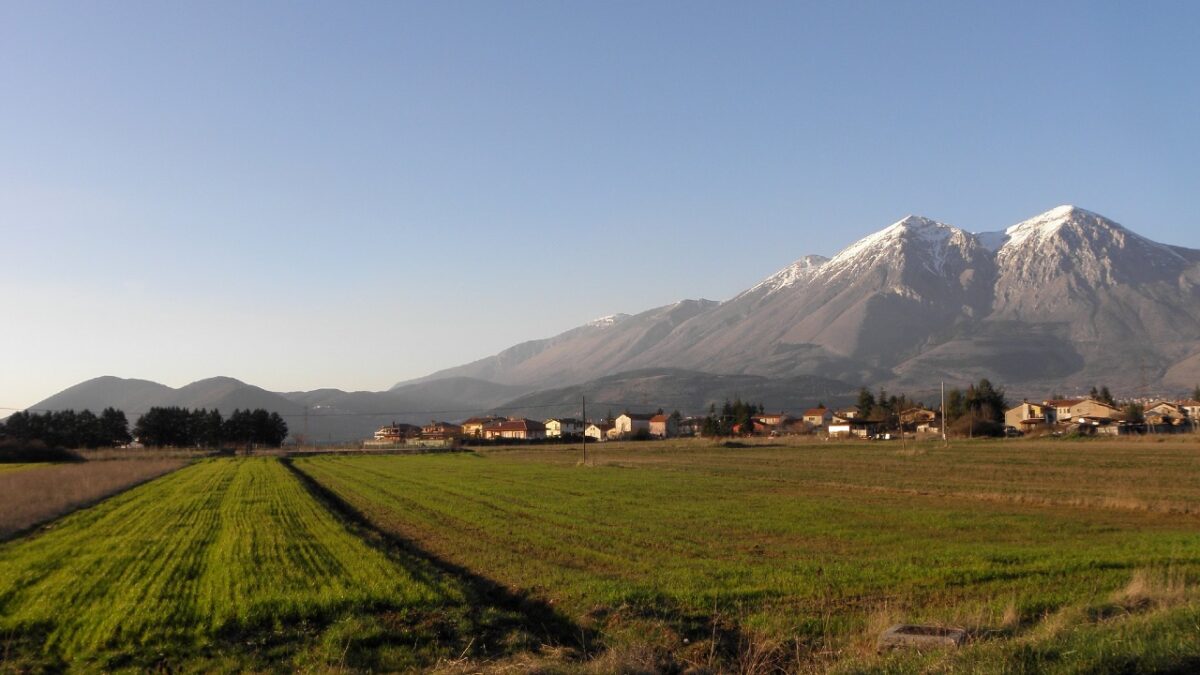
[941,381,948,444]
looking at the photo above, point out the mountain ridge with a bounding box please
[409,205,1200,394]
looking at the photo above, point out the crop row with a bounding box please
[0,458,466,669]
[294,449,1200,665]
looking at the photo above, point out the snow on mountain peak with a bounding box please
[823,214,965,277]
[746,254,830,296]
[587,313,630,328]
[1002,205,1132,251]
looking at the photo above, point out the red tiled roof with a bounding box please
[649,414,669,423]
[489,419,546,432]
[802,407,828,417]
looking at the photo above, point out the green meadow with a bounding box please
[2,439,1200,672]
[0,458,533,672]
[294,439,1200,672]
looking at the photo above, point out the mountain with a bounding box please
[398,299,720,387]
[27,205,1200,441]
[29,376,178,414]
[28,375,303,419]
[24,376,528,442]
[415,206,1200,395]
[487,368,859,420]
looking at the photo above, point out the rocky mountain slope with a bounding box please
[412,206,1200,394]
[489,368,858,420]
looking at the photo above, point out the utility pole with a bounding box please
[939,382,944,441]
[581,396,588,466]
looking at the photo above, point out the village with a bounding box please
[365,394,1200,447]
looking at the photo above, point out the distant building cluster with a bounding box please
[1005,397,1200,436]
[363,404,953,446]
[362,394,1200,447]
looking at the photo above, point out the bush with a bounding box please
[949,416,1006,438]
[0,439,83,463]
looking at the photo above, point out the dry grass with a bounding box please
[1112,567,1189,609]
[0,459,187,538]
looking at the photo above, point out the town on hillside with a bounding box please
[364,390,1200,447]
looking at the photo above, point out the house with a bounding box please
[483,418,546,440]
[585,421,614,441]
[371,422,420,444]
[649,414,678,438]
[1005,401,1054,432]
[613,413,655,438]
[802,406,833,427]
[1144,410,1183,431]
[545,418,584,438]
[677,417,704,437]
[828,418,880,439]
[421,420,463,441]
[1044,398,1121,424]
[1146,401,1185,422]
[756,412,789,426]
[833,408,860,422]
[899,407,939,433]
[1179,400,1200,419]
[461,416,502,438]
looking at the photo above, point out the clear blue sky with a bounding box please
[3,1,1199,408]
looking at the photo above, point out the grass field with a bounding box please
[2,440,1199,672]
[0,457,549,672]
[0,458,186,539]
[0,463,39,474]
[295,439,1200,673]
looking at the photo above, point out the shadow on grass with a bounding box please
[280,457,597,664]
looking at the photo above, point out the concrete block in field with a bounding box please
[877,624,967,651]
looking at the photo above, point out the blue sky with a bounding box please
[3,1,1199,407]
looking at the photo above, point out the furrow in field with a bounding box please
[0,457,470,668]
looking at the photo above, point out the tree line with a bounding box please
[133,407,288,448]
[1,408,132,449]
[700,398,765,437]
[1,406,288,449]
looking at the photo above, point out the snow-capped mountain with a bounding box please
[408,206,1200,393]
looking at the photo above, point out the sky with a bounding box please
[3,1,1199,409]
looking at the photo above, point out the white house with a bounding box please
[545,418,584,438]
[613,413,654,437]
[585,422,614,441]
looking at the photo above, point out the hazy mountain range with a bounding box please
[22,205,1200,441]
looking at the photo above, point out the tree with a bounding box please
[945,389,966,422]
[135,407,194,447]
[1098,386,1115,407]
[1193,384,1200,402]
[1123,402,1145,423]
[1089,386,1100,400]
[99,408,132,447]
[965,378,1006,423]
[856,388,876,418]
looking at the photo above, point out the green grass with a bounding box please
[0,457,527,672]
[295,439,1200,672]
[0,463,40,474]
